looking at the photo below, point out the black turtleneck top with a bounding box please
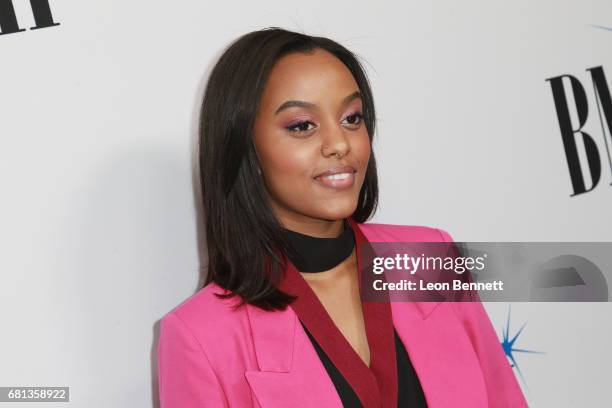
[283,219,428,408]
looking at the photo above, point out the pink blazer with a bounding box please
[157,222,528,407]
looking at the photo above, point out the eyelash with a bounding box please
[285,111,364,133]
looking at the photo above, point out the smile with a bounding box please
[314,171,355,190]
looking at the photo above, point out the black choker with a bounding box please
[283,219,355,273]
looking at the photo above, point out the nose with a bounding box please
[321,122,350,159]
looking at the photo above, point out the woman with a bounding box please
[157,27,528,407]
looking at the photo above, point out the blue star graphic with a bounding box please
[501,305,545,389]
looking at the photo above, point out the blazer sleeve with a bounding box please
[436,228,529,408]
[157,311,229,408]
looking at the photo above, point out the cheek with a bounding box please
[353,132,372,170]
[259,140,316,187]
[265,148,310,177]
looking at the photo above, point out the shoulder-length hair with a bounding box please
[198,27,379,311]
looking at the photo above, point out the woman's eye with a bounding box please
[343,112,363,126]
[285,120,316,133]
[285,113,362,133]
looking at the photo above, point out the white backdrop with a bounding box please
[1,0,611,406]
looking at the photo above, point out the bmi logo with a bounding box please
[0,0,59,36]
[546,66,612,196]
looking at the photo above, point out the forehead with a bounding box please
[260,48,360,107]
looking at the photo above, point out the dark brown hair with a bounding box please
[198,27,379,311]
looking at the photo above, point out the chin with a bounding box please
[313,201,358,222]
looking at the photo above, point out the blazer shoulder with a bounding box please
[160,282,247,341]
[357,221,456,243]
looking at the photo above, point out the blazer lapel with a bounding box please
[244,301,343,408]
[390,301,489,407]
[352,218,488,407]
[379,222,490,408]
[244,219,486,408]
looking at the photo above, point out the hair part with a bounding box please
[198,27,379,311]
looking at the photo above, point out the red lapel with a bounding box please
[278,217,398,408]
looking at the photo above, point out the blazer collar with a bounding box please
[245,297,296,373]
[242,219,486,408]
[244,217,442,373]
[347,217,442,320]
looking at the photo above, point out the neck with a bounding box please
[283,218,355,273]
[279,217,345,238]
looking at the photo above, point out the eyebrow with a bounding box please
[274,90,362,115]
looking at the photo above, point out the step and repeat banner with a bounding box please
[1,1,611,407]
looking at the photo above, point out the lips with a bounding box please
[313,165,356,190]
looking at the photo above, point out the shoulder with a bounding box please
[356,221,456,243]
[159,282,248,344]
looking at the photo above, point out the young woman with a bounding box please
[157,27,528,407]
